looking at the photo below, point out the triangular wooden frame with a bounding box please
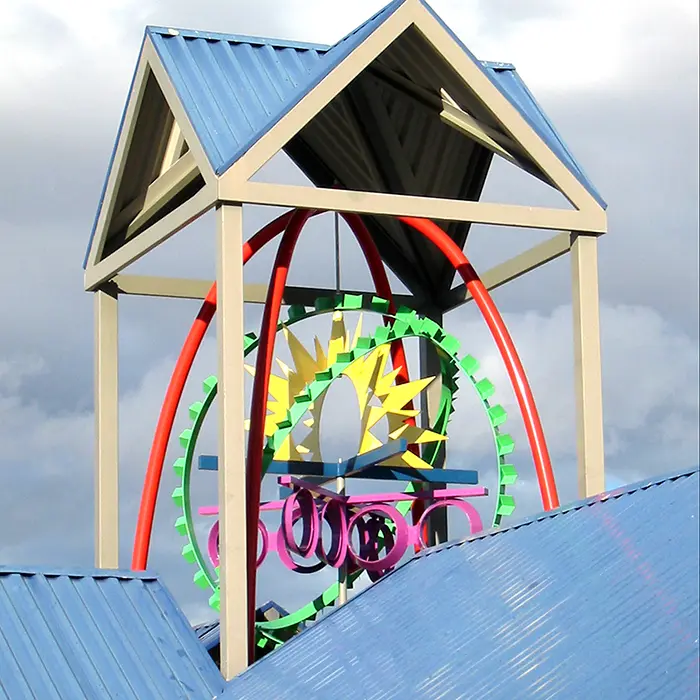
[84,36,217,281]
[220,0,605,224]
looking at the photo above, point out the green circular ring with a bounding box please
[173,295,517,650]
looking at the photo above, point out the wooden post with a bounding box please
[419,310,447,545]
[94,284,120,569]
[571,233,606,498]
[216,203,249,678]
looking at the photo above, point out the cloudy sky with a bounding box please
[1,0,698,625]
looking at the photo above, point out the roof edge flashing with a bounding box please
[0,564,162,580]
[416,464,700,560]
[145,25,330,52]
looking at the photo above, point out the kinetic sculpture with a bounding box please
[130,209,559,657]
[173,298,515,651]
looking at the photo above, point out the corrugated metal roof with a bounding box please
[223,467,700,699]
[0,567,224,700]
[86,0,607,287]
[146,0,404,177]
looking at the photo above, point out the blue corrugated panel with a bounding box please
[85,0,606,267]
[0,567,224,700]
[147,0,404,178]
[223,467,700,699]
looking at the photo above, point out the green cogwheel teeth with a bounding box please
[179,429,192,450]
[173,458,185,477]
[172,295,517,652]
[174,515,187,536]
[287,304,306,321]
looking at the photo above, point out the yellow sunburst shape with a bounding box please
[244,310,446,470]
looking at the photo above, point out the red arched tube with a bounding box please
[244,210,314,654]
[131,210,413,570]
[243,211,425,648]
[344,213,424,532]
[398,216,560,512]
[131,210,295,570]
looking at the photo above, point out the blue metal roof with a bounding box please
[223,467,700,699]
[86,0,606,268]
[0,567,225,699]
[146,0,405,177]
[146,0,605,209]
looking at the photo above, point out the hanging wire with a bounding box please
[334,211,341,293]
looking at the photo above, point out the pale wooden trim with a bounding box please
[94,286,119,569]
[440,102,519,166]
[84,185,215,291]
[109,151,199,238]
[444,232,572,311]
[142,38,216,189]
[412,3,604,216]
[159,121,185,176]
[220,1,416,185]
[114,274,213,300]
[113,274,423,308]
[571,233,605,498]
[222,181,607,233]
[86,37,217,273]
[87,52,151,269]
[216,204,249,677]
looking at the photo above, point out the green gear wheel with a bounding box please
[172,294,517,652]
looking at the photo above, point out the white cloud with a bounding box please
[445,300,700,476]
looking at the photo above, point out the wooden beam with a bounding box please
[223,181,608,233]
[87,52,152,269]
[414,1,605,215]
[84,185,215,291]
[94,285,119,569]
[571,234,605,498]
[440,101,519,166]
[112,274,424,309]
[109,151,199,237]
[159,121,186,176]
[443,232,572,311]
[216,204,249,678]
[366,64,521,163]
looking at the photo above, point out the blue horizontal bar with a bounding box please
[198,441,479,484]
[343,467,479,484]
[199,440,407,478]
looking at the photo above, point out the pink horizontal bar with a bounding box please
[197,486,488,518]
[345,487,487,504]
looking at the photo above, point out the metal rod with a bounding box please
[337,463,348,606]
[334,211,341,293]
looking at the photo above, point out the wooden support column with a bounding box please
[419,310,448,545]
[216,204,249,678]
[571,233,606,498]
[94,285,119,569]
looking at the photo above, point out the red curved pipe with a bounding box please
[398,216,559,511]
[344,213,424,530]
[131,210,413,570]
[131,210,294,570]
[245,209,314,654]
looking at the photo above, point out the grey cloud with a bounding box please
[0,0,697,623]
